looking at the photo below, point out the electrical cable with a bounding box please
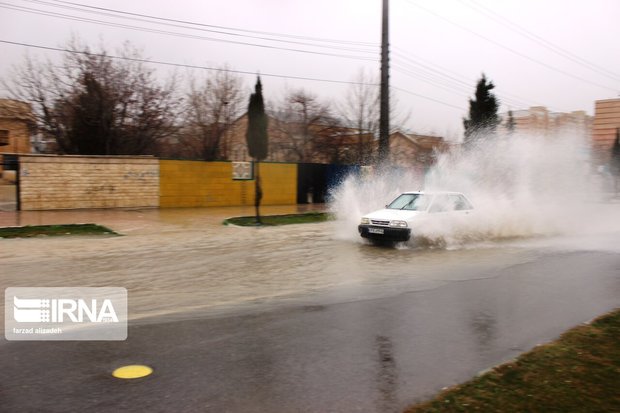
[0,2,377,61]
[462,0,620,82]
[30,0,379,47]
[0,38,378,86]
[19,0,378,54]
[401,0,618,92]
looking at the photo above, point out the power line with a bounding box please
[391,85,465,110]
[393,62,541,112]
[461,0,620,82]
[393,48,544,109]
[2,39,468,114]
[401,0,618,92]
[0,39,378,86]
[393,64,469,96]
[0,2,377,61]
[392,52,535,109]
[394,49,474,89]
[37,0,379,47]
[393,46,475,85]
[19,0,378,54]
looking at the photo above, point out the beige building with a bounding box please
[224,115,447,169]
[0,99,34,155]
[501,106,592,138]
[592,98,620,164]
[389,132,449,176]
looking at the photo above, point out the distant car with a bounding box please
[358,191,474,242]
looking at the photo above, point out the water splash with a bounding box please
[329,130,616,247]
[328,167,423,242]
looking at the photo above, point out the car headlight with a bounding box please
[389,220,407,228]
[360,217,370,225]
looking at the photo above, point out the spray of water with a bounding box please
[329,130,616,248]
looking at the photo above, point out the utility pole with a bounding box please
[378,0,390,164]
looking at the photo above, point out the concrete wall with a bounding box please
[160,160,297,208]
[18,155,159,210]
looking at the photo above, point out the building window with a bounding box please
[0,130,8,146]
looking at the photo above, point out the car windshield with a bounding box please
[387,194,431,211]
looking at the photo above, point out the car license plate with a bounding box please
[368,227,384,234]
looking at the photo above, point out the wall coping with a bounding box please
[15,153,156,159]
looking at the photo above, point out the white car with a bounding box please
[358,191,474,242]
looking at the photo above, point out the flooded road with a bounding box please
[1,205,620,412]
[0,206,568,323]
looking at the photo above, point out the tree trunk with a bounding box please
[254,161,262,224]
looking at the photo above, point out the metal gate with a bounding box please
[0,154,18,211]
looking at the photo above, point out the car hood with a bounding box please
[364,208,426,221]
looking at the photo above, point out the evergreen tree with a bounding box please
[245,77,269,224]
[463,74,500,143]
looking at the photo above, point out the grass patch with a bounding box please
[405,309,620,413]
[224,212,332,226]
[0,224,119,238]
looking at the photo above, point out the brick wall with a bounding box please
[18,155,159,210]
[160,160,297,208]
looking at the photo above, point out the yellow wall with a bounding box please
[160,160,297,208]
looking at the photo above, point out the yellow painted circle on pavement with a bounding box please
[112,365,153,379]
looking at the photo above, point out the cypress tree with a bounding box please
[246,77,269,224]
[463,74,500,144]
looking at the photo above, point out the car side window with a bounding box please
[429,194,472,212]
[452,195,472,210]
[428,195,449,213]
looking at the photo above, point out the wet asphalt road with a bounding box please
[2,248,619,412]
[0,208,620,412]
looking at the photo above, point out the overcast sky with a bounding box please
[1,0,619,139]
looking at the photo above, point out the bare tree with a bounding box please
[338,68,411,165]
[270,89,341,163]
[4,38,179,155]
[179,67,246,160]
[338,68,379,164]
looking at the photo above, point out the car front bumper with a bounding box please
[358,225,411,242]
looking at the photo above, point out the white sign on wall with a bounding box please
[232,162,253,180]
